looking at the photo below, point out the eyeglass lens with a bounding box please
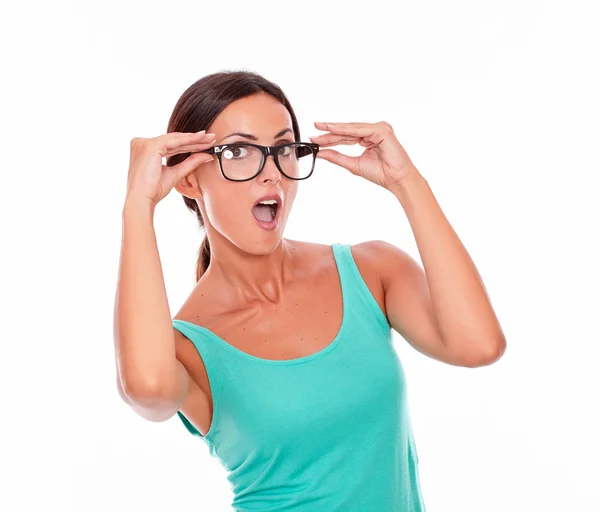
[220,143,315,180]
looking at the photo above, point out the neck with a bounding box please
[203,233,294,306]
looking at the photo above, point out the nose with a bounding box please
[258,153,281,184]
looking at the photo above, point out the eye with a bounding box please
[276,141,295,157]
[223,145,249,160]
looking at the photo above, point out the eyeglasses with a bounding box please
[199,142,320,182]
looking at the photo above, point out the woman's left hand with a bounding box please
[309,121,421,190]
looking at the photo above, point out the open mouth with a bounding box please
[252,199,280,223]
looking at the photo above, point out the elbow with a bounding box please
[119,373,173,407]
[463,338,507,368]
[119,376,183,422]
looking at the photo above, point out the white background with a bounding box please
[1,0,599,510]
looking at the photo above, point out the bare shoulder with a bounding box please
[287,238,396,267]
[344,240,401,318]
[284,237,331,262]
[291,238,402,296]
[349,239,416,288]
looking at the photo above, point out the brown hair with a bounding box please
[165,70,302,282]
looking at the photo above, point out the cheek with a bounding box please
[202,183,249,232]
[205,194,241,230]
[283,183,298,215]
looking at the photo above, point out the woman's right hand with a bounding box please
[125,130,217,207]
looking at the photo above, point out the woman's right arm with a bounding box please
[113,132,216,422]
[114,198,189,422]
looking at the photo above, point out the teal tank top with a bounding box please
[172,243,426,511]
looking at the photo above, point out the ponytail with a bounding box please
[196,234,211,282]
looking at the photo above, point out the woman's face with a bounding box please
[179,92,299,255]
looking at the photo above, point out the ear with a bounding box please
[174,171,203,200]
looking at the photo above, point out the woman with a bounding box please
[114,70,506,511]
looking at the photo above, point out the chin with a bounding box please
[246,228,286,255]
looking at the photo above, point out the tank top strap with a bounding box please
[172,319,223,440]
[332,243,391,337]
[172,318,221,361]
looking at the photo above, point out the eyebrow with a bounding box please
[220,127,293,142]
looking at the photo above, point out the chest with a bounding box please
[173,243,392,437]
[176,243,387,365]
[195,266,346,361]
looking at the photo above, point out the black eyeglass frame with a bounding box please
[199,142,320,182]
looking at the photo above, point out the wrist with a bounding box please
[387,168,426,197]
[123,195,156,221]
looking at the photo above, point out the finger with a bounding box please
[169,152,215,181]
[315,121,392,131]
[309,134,361,148]
[309,132,360,142]
[359,139,379,148]
[317,139,360,148]
[158,131,216,155]
[311,135,378,152]
[161,130,215,143]
[314,121,378,133]
[311,133,379,150]
[316,149,360,176]
[314,121,389,144]
[162,140,217,157]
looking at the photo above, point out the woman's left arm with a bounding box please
[310,121,507,368]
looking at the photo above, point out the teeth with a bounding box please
[259,199,278,205]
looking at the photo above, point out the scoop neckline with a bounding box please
[172,243,347,366]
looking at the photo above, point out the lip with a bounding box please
[252,193,282,209]
[252,193,282,231]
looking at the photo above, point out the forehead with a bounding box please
[210,93,293,137]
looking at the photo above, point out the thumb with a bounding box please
[317,149,359,175]
[172,152,215,181]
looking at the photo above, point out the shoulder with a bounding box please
[297,238,412,292]
[286,239,393,314]
[341,240,411,318]
[349,240,414,287]
[350,239,410,260]
[293,239,402,281]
